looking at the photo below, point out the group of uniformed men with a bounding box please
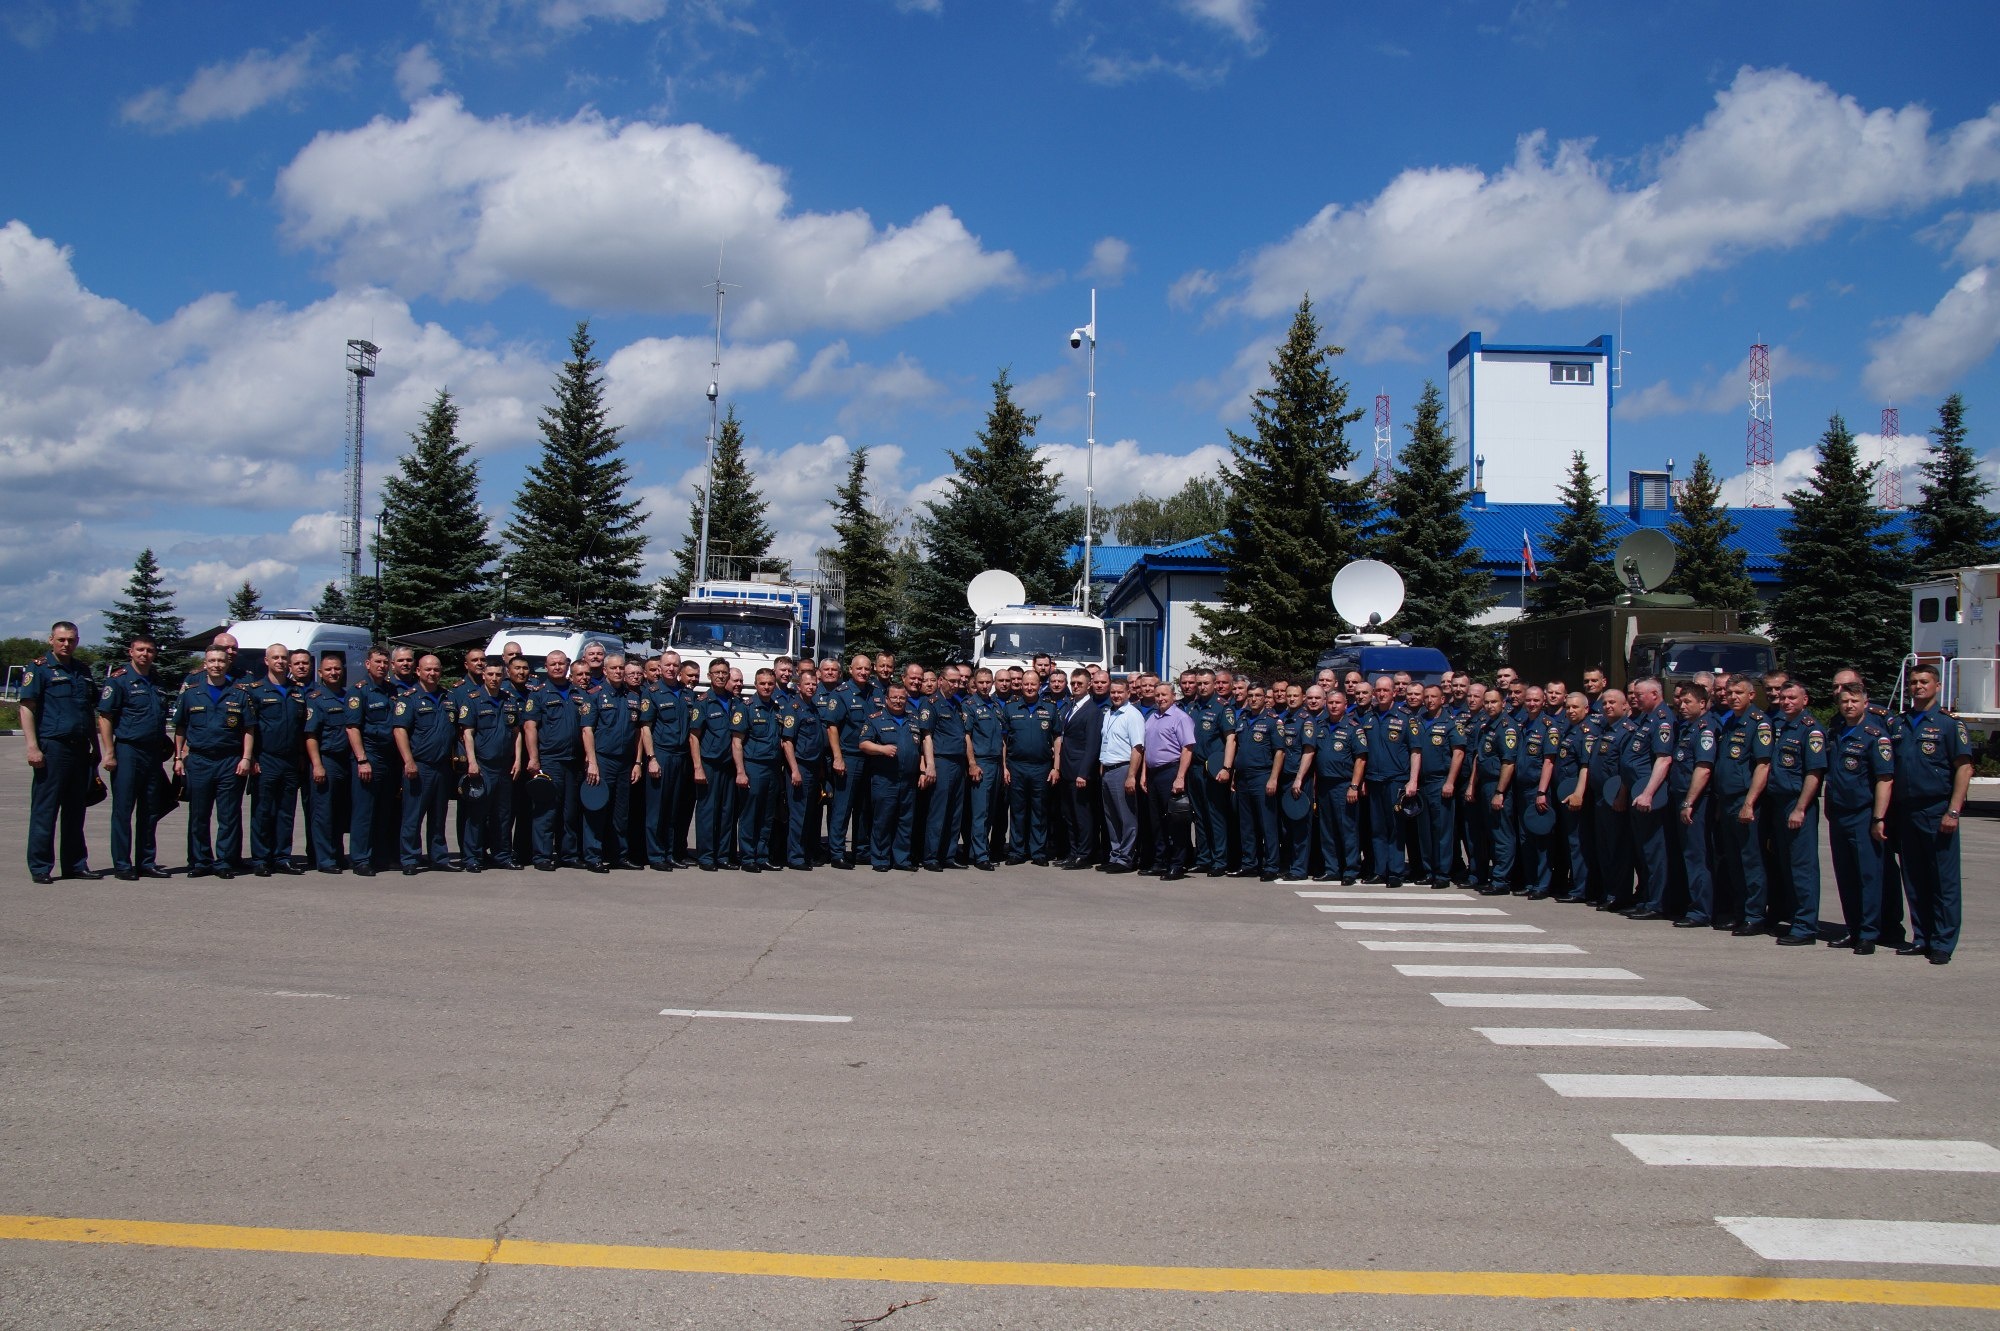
[16,618,1972,964]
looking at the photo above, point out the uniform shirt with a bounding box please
[304,684,353,760]
[393,675,421,696]
[731,694,785,766]
[1143,703,1197,770]
[694,690,736,763]
[862,708,922,779]
[1826,717,1895,813]
[1414,708,1466,786]
[1098,701,1146,766]
[1313,713,1369,783]
[1588,717,1634,804]
[640,682,692,759]
[1192,695,1237,770]
[1767,710,1829,801]
[1234,709,1283,774]
[965,692,1007,762]
[1001,695,1061,764]
[1556,716,1598,788]
[348,678,401,753]
[1617,707,1670,792]
[526,683,593,763]
[458,687,522,767]
[393,689,456,766]
[1668,714,1720,798]
[1366,707,1416,784]
[819,685,859,756]
[784,695,829,765]
[244,678,309,761]
[1274,709,1313,778]
[1889,707,1973,811]
[174,680,251,756]
[917,691,970,761]
[1476,713,1521,781]
[1710,707,1774,802]
[590,684,642,760]
[96,669,172,750]
[19,653,95,741]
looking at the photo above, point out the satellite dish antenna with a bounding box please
[966,569,1026,622]
[1613,529,1676,595]
[1331,560,1405,630]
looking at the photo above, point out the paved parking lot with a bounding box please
[1,738,1995,1328]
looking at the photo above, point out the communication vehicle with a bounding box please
[964,569,1110,676]
[1315,560,1452,683]
[224,611,373,680]
[1899,562,2000,735]
[663,555,845,681]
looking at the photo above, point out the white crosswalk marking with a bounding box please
[1716,1217,2000,1267]
[1475,1027,1783,1049]
[1358,941,1586,954]
[1433,992,1704,1010]
[1315,904,1510,915]
[1618,1136,2000,1171]
[1336,922,1545,933]
[1540,1074,1892,1101]
[1296,890,1479,900]
[1391,965,1639,980]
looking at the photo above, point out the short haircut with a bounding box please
[51,620,78,635]
[127,634,155,649]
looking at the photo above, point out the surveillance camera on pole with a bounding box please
[1069,290,1097,608]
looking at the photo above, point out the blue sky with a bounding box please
[4,0,1998,638]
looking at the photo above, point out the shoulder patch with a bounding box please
[394,700,408,716]
[101,685,114,702]
[1807,732,1824,753]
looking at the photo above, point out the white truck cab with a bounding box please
[965,570,1109,676]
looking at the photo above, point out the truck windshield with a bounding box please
[1664,642,1776,677]
[669,615,793,655]
[983,623,1105,661]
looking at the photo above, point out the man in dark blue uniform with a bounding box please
[1552,690,1598,905]
[1365,676,1417,888]
[731,668,787,872]
[821,654,874,869]
[173,646,253,879]
[1230,686,1282,881]
[1587,689,1636,909]
[19,620,101,883]
[1825,681,1894,953]
[1188,670,1236,876]
[244,642,310,876]
[1310,688,1367,884]
[1513,686,1558,897]
[1001,678,1062,866]
[1408,684,1461,890]
[918,666,971,871]
[583,655,644,872]
[303,652,353,874]
[690,658,738,871]
[1621,677,1677,919]
[641,656,693,870]
[95,634,173,880]
[1889,663,1973,964]
[964,670,1006,870]
[393,654,459,875]
[860,683,924,871]
[1666,683,1720,927]
[781,668,832,869]
[524,651,594,871]
[505,653,541,867]
[343,646,402,877]
[1710,674,1773,934]
[1471,686,1520,895]
[459,658,523,872]
[1767,680,1829,944]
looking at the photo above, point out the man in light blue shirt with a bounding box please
[1097,678,1147,873]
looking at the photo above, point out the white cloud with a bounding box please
[1205,68,2000,338]
[1167,268,1218,310]
[1710,430,1937,510]
[1864,266,2000,400]
[1956,211,2000,264]
[604,335,798,433]
[1083,51,1227,88]
[1177,0,1262,47]
[785,340,947,426]
[121,39,323,131]
[1618,345,1832,422]
[1032,438,1232,513]
[393,43,445,103]
[276,95,1022,336]
[895,0,944,13]
[1083,235,1132,284]
[539,0,671,27]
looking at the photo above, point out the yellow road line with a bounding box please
[1,1213,1996,1308]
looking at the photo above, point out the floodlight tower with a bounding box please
[1878,405,1902,509]
[1373,391,1392,486]
[1744,341,1774,509]
[341,338,380,590]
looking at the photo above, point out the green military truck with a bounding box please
[1505,605,1776,693]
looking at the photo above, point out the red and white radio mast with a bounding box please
[1878,405,1902,509]
[1744,342,1774,508]
[1373,391,1392,486]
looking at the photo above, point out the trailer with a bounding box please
[1898,563,2000,734]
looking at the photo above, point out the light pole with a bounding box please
[1070,289,1097,610]
[694,266,728,591]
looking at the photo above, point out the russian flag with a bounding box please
[1522,529,1539,580]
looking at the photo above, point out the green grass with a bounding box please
[0,702,19,729]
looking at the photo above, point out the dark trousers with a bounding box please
[1315,778,1362,877]
[184,751,243,874]
[1897,803,1961,957]
[1768,802,1821,938]
[251,753,303,869]
[400,761,451,868]
[350,747,402,869]
[1145,767,1189,874]
[735,760,780,866]
[309,754,352,870]
[1557,800,1593,901]
[1063,769,1099,862]
[585,756,636,867]
[788,757,827,867]
[1477,783,1514,886]
[466,768,516,866]
[26,737,93,879]
[1670,795,1713,923]
[827,756,869,861]
[644,754,690,865]
[1593,798,1633,905]
[926,757,967,866]
[512,769,537,865]
[1236,770,1278,876]
[1712,798,1765,927]
[695,755,737,867]
[1628,803,1668,910]
[1416,782,1452,885]
[869,771,916,869]
[534,757,584,866]
[967,760,1002,865]
[1006,760,1054,862]
[107,742,172,873]
[1367,781,1407,880]
[1827,805,1884,944]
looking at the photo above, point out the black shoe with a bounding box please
[353,865,375,878]
[896,863,918,872]
[1385,877,1403,889]
[317,865,344,875]
[1163,869,1187,881]
[1034,857,1051,867]
[1929,952,1951,965]
[432,861,462,874]
[1524,890,1552,900]
[500,862,524,871]
[1730,924,1761,937]
[1105,862,1134,875]
[114,868,140,881]
[1776,935,1816,947]
[1478,886,1511,896]
[923,862,944,873]
[253,866,273,878]
[1672,917,1705,928]
[1258,871,1278,882]
[699,863,719,872]
[1626,908,1666,921]
[742,862,761,874]
[63,868,104,881]
[1853,942,1877,955]
[213,869,234,880]
[277,864,307,876]
[975,861,994,871]
[873,864,891,873]
[830,858,853,870]
[140,866,172,879]
[1433,880,1453,891]
[1895,942,1927,956]
[1341,876,1357,886]
[403,867,421,877]
[463,864,483,874]
[30,873,55,884]
[649,861,672,871]
[534,861,556,872]
[1827,934,1855,949]
[587,863,610,874]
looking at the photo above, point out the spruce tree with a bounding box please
[504,321,649,629]
[660,407,774,604]
[1191,296,1371,673]
[102,548,185,652]
[311,582,350,624]
[377,388,500,637]
[1525,453,1621,618]
[1375,382,1497,670]
[827,446,899,654]
[1664,453,1759,615]
[1910,393,2000,571]
[225,581,263,623]
[347,576,384,637]
[1769,413,1908,693]
[902,370,1083,663]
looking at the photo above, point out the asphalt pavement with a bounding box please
[0,737,1995,1329]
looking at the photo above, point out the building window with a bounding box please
[1550,362,1594,385]
[1919,597,1941,624]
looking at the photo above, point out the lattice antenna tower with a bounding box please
[1373,391,1391,485]
[1878,405,1902,509]
[341,338,380,589]
[1744,341,1774,508]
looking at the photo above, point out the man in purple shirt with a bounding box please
[1142,680,1197,880]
